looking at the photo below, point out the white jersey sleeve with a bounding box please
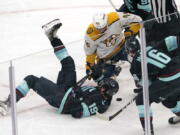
[118,12,142,28]
[84,35,97,55]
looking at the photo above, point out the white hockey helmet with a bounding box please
[92,12,108,29]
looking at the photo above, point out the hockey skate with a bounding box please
[0,98,10,116]
[42,19,62,41]
[168,116,180,124]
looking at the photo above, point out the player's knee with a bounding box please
[162,100,177,108]
[24,75,39,89]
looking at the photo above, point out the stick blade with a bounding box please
[96,112,110,121]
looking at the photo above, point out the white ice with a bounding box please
[0,0,180,135]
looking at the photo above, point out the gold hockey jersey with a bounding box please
[84,12,142,69]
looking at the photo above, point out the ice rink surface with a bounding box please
[0,0,180,135]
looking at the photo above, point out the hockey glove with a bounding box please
[86,62,93,80]
[85,54,96,80]
[90,64,104,82]
[86,69,92,80]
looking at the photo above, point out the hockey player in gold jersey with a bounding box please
[84,12,142,80]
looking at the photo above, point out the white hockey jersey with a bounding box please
[84,12,142,68]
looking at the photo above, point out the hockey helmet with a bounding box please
[125,36,140,55]
[98,78,119,96]
[92,12,108,29]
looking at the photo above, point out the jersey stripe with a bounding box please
[151,0,179,23]
[151,0,158,21]
[162,0,167,22]
[57,88,72,113]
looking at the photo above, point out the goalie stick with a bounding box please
[96,94,137,121]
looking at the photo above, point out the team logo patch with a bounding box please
[103,34,118,47]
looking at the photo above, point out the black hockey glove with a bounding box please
[86,62,93,80]
[86,69,92,80]
[90,64,103,82]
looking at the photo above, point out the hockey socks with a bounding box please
[15,75,40,102]
[169,101,180,124]
[170,101,180,115]
[51,37,64,47]
[16,80,30,97]
[137,105,154,134]
[52,38,69,62]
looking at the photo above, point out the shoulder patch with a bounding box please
[87,27,93,34]
[86,24,102,41]
[107,12,119,25]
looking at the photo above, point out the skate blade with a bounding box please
[42,19,62,30]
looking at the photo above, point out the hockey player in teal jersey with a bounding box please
[118,0,180,44]
[0,19,119,118]
[125,36,180,135]
[117,0,152,20]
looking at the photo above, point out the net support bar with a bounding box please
[140,27,151,135]
[9,61,18,135]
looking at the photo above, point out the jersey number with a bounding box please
[147,48,171,68]
[89,103,98,114]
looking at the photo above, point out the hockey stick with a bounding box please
[74,75,88,91]
[96,94,137,121]
[108,0,118,11]
[76,75,88,87]
[97,82,180,121]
